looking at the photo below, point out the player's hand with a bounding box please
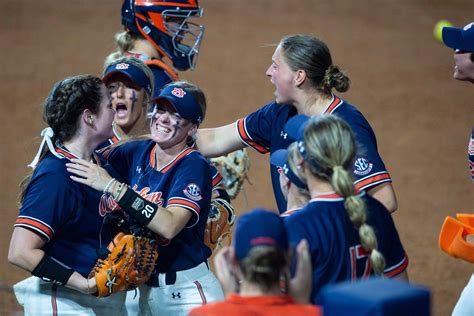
[213,246,239,296]
[66,158,112,192]
[289,239,312,304]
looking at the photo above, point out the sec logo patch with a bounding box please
[183,183,202,201]
[353,157,373,176]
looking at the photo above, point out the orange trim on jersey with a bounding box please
[384,255,409,278]
[15,217,53,238]
[212,173,223,187]
[145,59,179,81]
[149,144,158,169]
[160,148,195,173]
[323,95,343,114]
[354,173,391,190]
[111,136,119,144]
[135,1,198,7]
[54,148,75,159]
[237,119,269,154]
[167,197,200,213]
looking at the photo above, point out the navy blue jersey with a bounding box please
[284,192,408,304]
[102,140,212,272]
[14,146,115,277]
[237,96,392,213]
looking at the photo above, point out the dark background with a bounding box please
[1,1,473,315]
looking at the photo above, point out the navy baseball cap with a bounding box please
[442,22,474,52]
[284,114,310,159]
[103,61,152,97]
[270,149,308,190]
[234,209,289,260]
[152,84,203,124]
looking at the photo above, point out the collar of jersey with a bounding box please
[55,143,101,165]
[54,143,79,160]
[322,94,343,114]
[149,144,195,173]
[309,190,365,202]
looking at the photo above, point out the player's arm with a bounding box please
[147,206,192,240]
[67,159,196,239]
[196,123,245,158]
[8,227,95,293]
[367,182,398,213]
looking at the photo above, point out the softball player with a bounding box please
[196,34,397,214]
[67,81,224,316]
[283,114,408,304]
[8,75,127,314]
[270,145,309,217]
[189,209,320,316]
[441,22,474,315]
[106,0,204,96]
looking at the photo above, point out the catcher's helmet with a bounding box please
[122,0,204,71]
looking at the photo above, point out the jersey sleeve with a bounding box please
[236,102,281,154]
[15,169,78,242]
[369,200,409,277]
[165,155,212,228]
[334,109,392,191]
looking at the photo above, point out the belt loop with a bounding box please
[166,272,177,285]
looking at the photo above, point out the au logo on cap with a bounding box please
[116,63,130,70]
[171,87,186,98]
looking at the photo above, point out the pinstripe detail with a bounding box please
[51,283,58,316]
[194,280,207,304]
[236,119,269,154]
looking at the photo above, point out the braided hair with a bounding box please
[289,115,385,274]
[18,75,104,205]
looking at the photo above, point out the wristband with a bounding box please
[32,255,74,286]
[116,187,158,226]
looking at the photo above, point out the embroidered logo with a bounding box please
[183,183,202,201]
[171,87,186,98]
[280,131,288,139]
[131,197,145,211]
[353,157,373,176]
[115,63,129,70]
[172,292,181,299]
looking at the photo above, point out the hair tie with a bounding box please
[333,165,344,172]
[27,127,63,169]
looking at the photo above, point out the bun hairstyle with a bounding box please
[279,34,351,95]
[289,115,386,274]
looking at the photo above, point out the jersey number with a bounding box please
[143,204,155,218]
[349,245,372,280]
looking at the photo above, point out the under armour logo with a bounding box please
[172,292,181,299]
[136,166,141,174]
[280,131,288,139]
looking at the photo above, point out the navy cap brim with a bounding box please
[102,62,152,97]
[442,26,465,50]
[270,149,288,167]
[284,114,310,141]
